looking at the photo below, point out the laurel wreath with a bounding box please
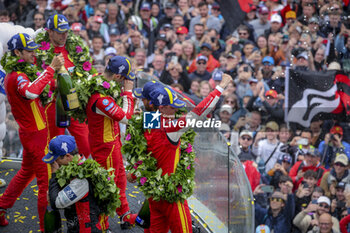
[0,52,52,105]
[56,155,121,217]
[122,115,196,203]
[35,30,97,108]
[71,74,122,123]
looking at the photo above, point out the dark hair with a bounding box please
[104,67,114,77]
[313,186,325,195]
[92,35,105,43]
[11,49,23,56]
[198,1,208,8]
[194,23,204,28]
[279,175,292,184]
[0,10,9,17]
[301,128,312,135]
[34,12,45,19]
[304,170,317,179]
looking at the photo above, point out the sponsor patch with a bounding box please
[102,99,109,106]
[105,102,114,111]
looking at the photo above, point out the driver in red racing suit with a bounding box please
[86,56,137,229]
[132,73,232,232]
[0,33,64,231]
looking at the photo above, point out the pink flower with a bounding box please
[78,162,84,165]
[41,63,49,70]
[76,46,83,53]
[107,177,111,181]
[185,143,192,153]
[177,185,182,193]
[140,177,147,185]
[125,133,131,141]
[133,160,142,169]
[36,72,41,76]
[186,164,191,170]
[83,61,92,71]
[17,59,25,63]
[40,41,50,50]
[48,91,53,98]
[102,81,110,89]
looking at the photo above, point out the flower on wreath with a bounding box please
[76,46,83,53]
[102,81,110,89]
[17,59,25,63]
[41,62,49,70]
[83,61,92,71]
[36,72,41,76]
[185,143,192,153]
[48,91,53,98]
[40,41,50,50]
[125,133,131,141]
[186,164,191,170]
[177,185,182,193]
[140,177,147,185]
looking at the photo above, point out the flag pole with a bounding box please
[285,67,290,129]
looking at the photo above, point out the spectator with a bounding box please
[138,2,158,38]
[249,6,270,37]
[85,0,98,18]
[160,61,191,92]
[90,35,104,61]
[188,43,220,73]
[188,55,211,81]
[255,190,295,232]
[289,148,326,187]
[157,2,177,31]
[105,3,126,36]
[133,48,147,69]
[32,12,46,30]
[293,196,340,233]
[319,154,349,198]
[318,126,350,168]
[295,170,319,214]
[310,212,340,233]
[176,26,189,42]
[188,1,221,37]
[234,63,254,100]
[330,182,347,221]
[264,14,283,38]
[289,128,315,163]
[253,121,284,173]
[190,23,205,50]
[151,54,166,79]
[218,104,234,130]
[268,156,293,189]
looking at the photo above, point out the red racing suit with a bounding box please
[86,90,134,216]
[144,86,224,233]
[0,67,56,231]
[45,45,91,157]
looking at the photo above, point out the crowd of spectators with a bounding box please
[1,0,350,232]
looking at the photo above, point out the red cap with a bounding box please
[94,16,103,23]
[176,26,188,34]
[265,89,277,98]
[330,126,343,136]
[71,23,82,32]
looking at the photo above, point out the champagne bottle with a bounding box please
[135,199,150,229]
[56,92,71,128]
[57,66,79,111]
[44,205,62,233]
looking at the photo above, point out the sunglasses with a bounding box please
[239,32,248,36]
[269,197,283,202]
[241,136,252,141]
[197,62,207,65]
[319,204,330,208]
[341,214,347,218]
[334,162,346,167]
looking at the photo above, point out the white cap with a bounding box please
[220,104,233,114]
[317,196,331,206]
[240,130,253,138]
[270,14,282,24]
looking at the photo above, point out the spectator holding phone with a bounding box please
[293,196,340,233]
[330,182,347,221]
[318,126,350,169]
[295,170,319,214]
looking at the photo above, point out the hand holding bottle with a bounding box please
[50,54,65,71]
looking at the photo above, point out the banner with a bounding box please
[286,69,350,127]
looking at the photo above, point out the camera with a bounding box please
[330,134,336,140]
[291,47,307,57]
